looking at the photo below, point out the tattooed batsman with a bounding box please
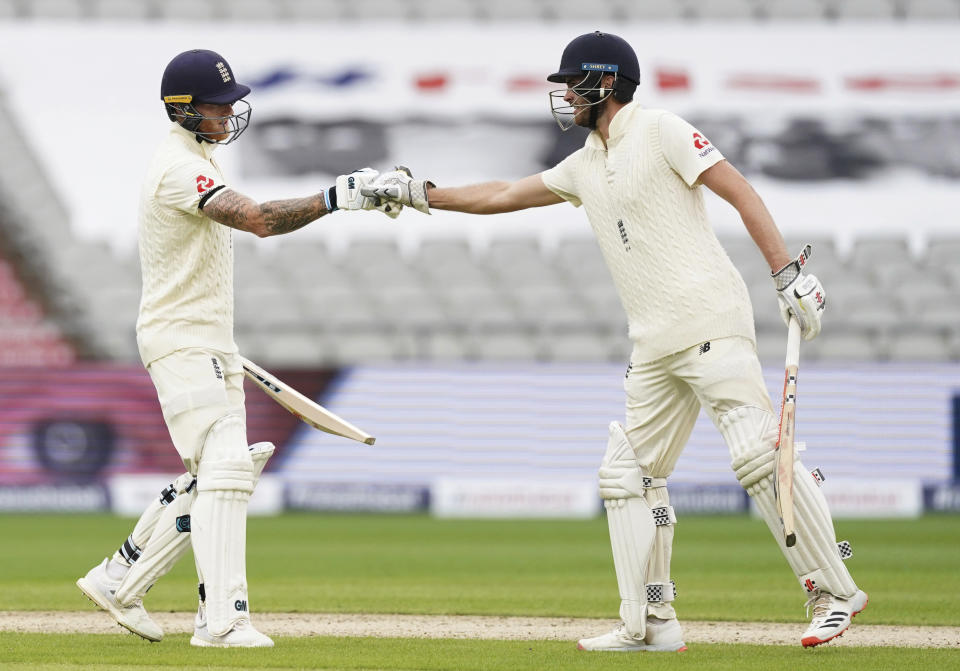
[76,49,398,647]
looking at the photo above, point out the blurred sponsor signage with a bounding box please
[0,484,107,512]
[820,479,924,518]
[108,474,284,517]
[286,482,428,513]
[923,483,960,512]
[431,478,598,518]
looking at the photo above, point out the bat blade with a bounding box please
[240,356,375,445]
[775,317,802,547]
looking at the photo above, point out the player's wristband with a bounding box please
[324,186,338,212]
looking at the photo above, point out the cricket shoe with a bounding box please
[191,605,274,648]
[577,617,687,652]
[801,589,869,648]
[76,558,163,642]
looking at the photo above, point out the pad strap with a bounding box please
[646,580,677,603]
[651,505,677,527]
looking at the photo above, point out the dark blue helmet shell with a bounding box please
[547,31,640,88]
[161,49,250,105]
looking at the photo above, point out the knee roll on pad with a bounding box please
[723,407,858,599]
[598,422,675,638]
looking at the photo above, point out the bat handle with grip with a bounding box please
[786,315,801,367]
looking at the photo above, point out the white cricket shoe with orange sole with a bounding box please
[801,589,869,647]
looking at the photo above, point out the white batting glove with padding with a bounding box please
[772,244,825,341]
[327,168,402,219]
[361,166,434,214]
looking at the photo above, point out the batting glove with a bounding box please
[326,168,402,219]
[772,244,826,341]
[361,166,434,214]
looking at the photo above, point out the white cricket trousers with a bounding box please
[624,336,772,479]
[146,348,247,474]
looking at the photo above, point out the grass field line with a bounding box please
[2,611,957,648]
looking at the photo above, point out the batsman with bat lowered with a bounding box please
[76,49,400,647]
[365,31,867,650]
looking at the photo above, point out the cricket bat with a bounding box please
[240,356,376,445]
[775,316,802,548]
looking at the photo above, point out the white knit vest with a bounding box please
[136,125,236,365]
[543,104,755,362]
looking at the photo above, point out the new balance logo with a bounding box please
[699,341,711,355]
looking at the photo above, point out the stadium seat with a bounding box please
[420,331,473,360]
[692,0,756,20]
[511,285,591,331]
[486,237,561,289]
[299,286,386,332]
[809,325,883,361]
[257,331,325,366]
[225,0,286,20]
[418,239,493,289]
[848,235,913,270]
[829,0,898,19]
[236,288,304,328]
[544,331,613,362]
[475,0,544,20]
[553,237,612,287]
[376,286,450,331]
[759,0,828,19]
[618,0,689,19]
[471,331,543,361]
[913,299,960,331]
[923,234,960,270]
[334,330,413,363]
[886,326,953,361]
[900,0,960,19]
[443,286,520,332]
[576,284,626,333]
[28,0,87,18]
[157,0,218,20]
[90,0,155,19]
[718,235,765,272]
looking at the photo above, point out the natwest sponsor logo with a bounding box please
[196,175,215,194]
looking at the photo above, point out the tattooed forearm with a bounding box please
[261,195,326,235]
[202,189,328,237]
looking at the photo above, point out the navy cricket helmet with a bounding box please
[161,49,252,144]
[547,32,640,131]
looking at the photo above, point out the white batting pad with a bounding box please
[116,485,194,605]
[643,484,678,620]
[115,443,274,606]
[191,415,255,637]
[722,406,858,599]
[110,471,193,568]
[599,422,658,638]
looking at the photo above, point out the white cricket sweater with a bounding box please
[542,103,755,363]
[136,124,236,366]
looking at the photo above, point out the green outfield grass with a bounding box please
[0,513,958,626]
[1,633,959,671]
